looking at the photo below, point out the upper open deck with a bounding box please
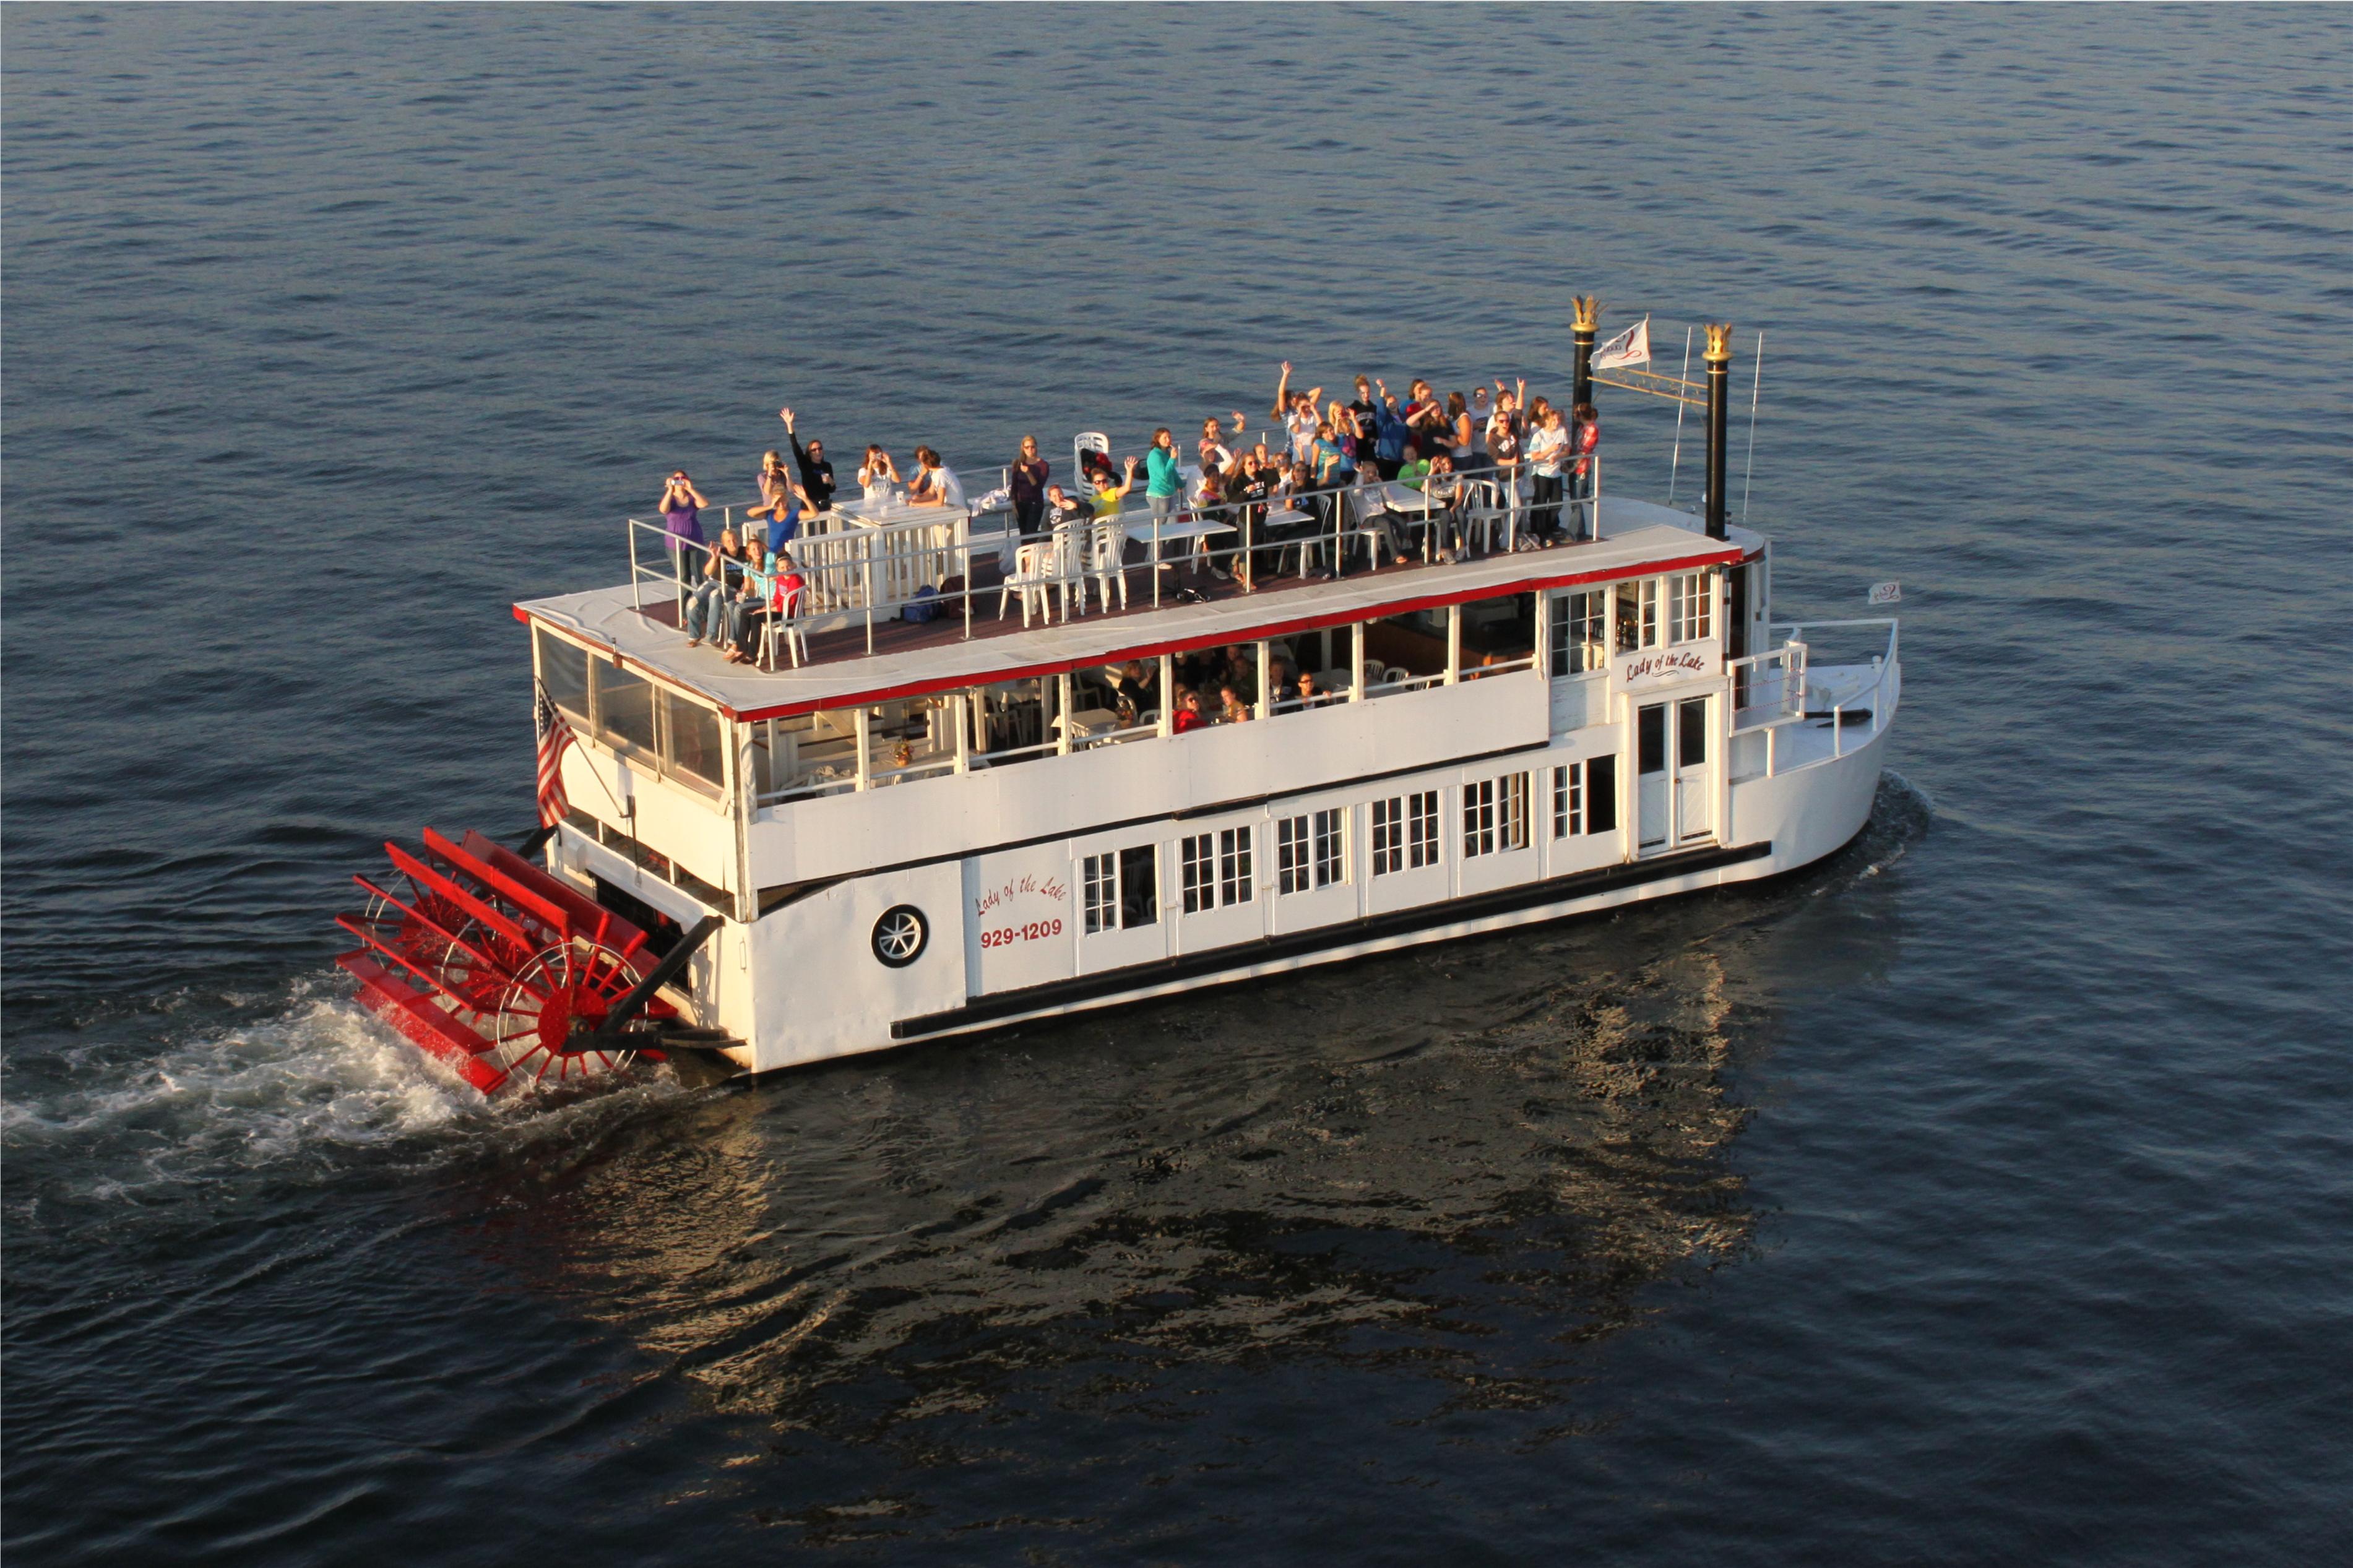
[519,494,1758,722]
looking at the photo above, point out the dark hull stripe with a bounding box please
[889,838,1772,1040]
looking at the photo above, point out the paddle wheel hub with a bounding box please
[334,827,689,1093]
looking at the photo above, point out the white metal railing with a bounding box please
[1729,638,1808,730]
[621,450,1612,668]
[1767,617,1899,764]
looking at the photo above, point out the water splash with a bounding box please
[0,971,681,1208]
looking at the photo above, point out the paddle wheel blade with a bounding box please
[334,827,686,1095]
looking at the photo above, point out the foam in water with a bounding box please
[1,971,681,1204]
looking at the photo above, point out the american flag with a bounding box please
[533,680,576,828]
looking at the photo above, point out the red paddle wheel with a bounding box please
[335,827,683,1093]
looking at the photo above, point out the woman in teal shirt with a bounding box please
[1143,426,1186,572]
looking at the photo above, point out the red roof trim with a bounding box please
[730,545,1742,724]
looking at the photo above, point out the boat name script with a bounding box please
[1620,649,1715,684]
[974,874,1069,923]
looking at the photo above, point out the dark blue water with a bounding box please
[6,6,2349,1563]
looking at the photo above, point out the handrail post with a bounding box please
[629,518,643,611]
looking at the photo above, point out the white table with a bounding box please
[1051,706,1124,741]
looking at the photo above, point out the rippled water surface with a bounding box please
[5,6,2349,1564]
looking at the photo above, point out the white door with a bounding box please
[1636,702,1670,851]
[1675,696,1714,843]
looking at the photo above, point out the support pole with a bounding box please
[1704,323,1733,542]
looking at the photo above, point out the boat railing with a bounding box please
[1767,618,1899,760]
[621,452,1610,660]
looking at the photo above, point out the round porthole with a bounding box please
[871,905,928,968]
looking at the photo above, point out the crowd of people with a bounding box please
[654,365,1600,662]
[1078,640,1342,739]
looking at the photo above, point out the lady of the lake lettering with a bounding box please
[1621,650,1712,681]
[974,874,1069,922]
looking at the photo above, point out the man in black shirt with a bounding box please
[779,408,837,512]
[1042,483,1090,536]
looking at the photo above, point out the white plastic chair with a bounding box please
[1089,519,1129,613]
[998,542,1056,627]
[759,585,808,670]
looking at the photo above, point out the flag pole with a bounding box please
[1741,330,1764,524]
[1667,325,1694,506]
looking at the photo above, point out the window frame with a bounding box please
[1180,832,1215,915]
[1082,853,1117,934]
[1667,571,1713,645]
[1276,816,1310,896]
[1312,808,1346,889]
[1547,589,1607,676]
[1219,825,1254,907]
[1371,796,1403,876]
[1406,790,1439,869]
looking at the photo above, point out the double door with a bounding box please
[1636,696,1714,852]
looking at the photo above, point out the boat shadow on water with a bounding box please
[447,776,1927,1462]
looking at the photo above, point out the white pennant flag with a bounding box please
[1592,316,1651,369]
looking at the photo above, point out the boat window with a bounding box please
[1180,834,1214,914]
[1678,696,1709,768]
[1616,579,1661,652]
[1552,758,1616,835]
[1459,593,1537,677]
[1667,572,1713,644]
[1371,791,1440,874]
[1219,827,1254,906]
[537,629,591,722]
[1277,809,1348,892]
[1082,853,1116,934]
[1638,705,1667,774]
[595,662,657,756]
[1182,827,1255,911]
[865,697,957,783]
[1588,756,1617,832]
[1464,773,1530,857]
[1548,590,1607,676]
[659,689,723,791]
[1118,843,1158,927]
[969,678,1056,765]
[1361,611,1449,697]
[752,709,857,801]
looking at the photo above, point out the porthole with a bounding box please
[871,905,928,968]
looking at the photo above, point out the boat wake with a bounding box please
[0,971,684,1211]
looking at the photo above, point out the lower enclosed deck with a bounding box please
[545,654,1897,1074]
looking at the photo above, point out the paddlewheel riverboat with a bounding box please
[335,313,1900,1091]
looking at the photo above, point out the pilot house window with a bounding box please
[1667,572,1712,644]
[1616,579,1660,652]
[1549,590,1607,676]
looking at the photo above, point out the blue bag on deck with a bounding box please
[902,584,939,624]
